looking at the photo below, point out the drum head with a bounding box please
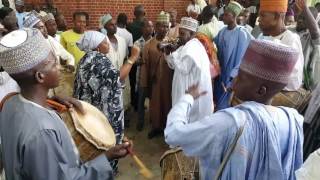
[70,100,116,151]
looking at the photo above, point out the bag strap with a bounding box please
[213,120,246,180]
[0,92,19,111]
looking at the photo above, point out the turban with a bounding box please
[260,0,288,13]
[240,39,298,84]
[100,14,112,27]
[0,28,51,74]
[77,31,106,52]
[42,13,55,23]
[156,11,170,24]
[23,11,41,28]
[180,17,199,32]
[225,1,243,17]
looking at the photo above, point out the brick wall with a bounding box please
[25,0,190,29]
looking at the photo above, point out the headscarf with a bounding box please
[76,31,106,52]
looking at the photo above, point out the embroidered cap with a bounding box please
[0,28,51,74]
[23,11,41,28]
[15,0,24,6]
[180,17,199,32]
[240,39,298,84]
[100,14,112,27]
[225,1,243,16]
[156,11,170,24]
[260,0,288,13]
[42,13,55,23]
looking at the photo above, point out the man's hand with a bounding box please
[129,45,141,63]
[50,96,85,114]
[105,142,131,160]
[185,83,207,100]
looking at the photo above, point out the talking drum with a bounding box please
[59,100,116,162]
[160,148,199,180]
[271,88,312,113]
[230,88,312,113]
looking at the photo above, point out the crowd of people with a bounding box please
[0,0,320,179]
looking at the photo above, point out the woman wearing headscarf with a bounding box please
[73,31,139,174]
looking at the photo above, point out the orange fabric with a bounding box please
[260,0,288,13]
[195,33,220,78]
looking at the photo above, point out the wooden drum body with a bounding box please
[59,101,116,162]
[160,148,199,180]
[271,88,311,113]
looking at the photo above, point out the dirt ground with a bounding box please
[117,109,169,180]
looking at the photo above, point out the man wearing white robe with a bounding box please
[165,40,304,180]
[166,17,213,122]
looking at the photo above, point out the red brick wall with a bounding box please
[25,0,190,29]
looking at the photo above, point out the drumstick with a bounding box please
[46,99,68,113]
[127,148,154,179]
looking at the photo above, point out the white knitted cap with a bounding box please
[0,28,51,74]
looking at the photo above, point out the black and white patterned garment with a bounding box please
[73,51,124,172]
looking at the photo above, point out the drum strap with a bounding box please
[213,120,247,180]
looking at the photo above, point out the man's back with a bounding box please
[116,27,133,50]
[166,100,303,180]
[166,38,213,122]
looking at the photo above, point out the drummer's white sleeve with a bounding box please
[164,94,236,158]
[23,129,113,180]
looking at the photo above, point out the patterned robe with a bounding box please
[73,51,123,171]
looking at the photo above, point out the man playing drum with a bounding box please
[165,40,304,179]
[0,28,131,180]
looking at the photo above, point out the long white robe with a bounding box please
[166,38,213,122]
[106,35,131,110]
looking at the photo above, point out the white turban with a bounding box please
[76,31,106,52]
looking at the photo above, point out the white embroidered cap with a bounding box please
[0,28,51,74]
[23,11,41,28]
[180,17,199,32]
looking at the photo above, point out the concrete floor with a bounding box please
[117,110,169,180]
